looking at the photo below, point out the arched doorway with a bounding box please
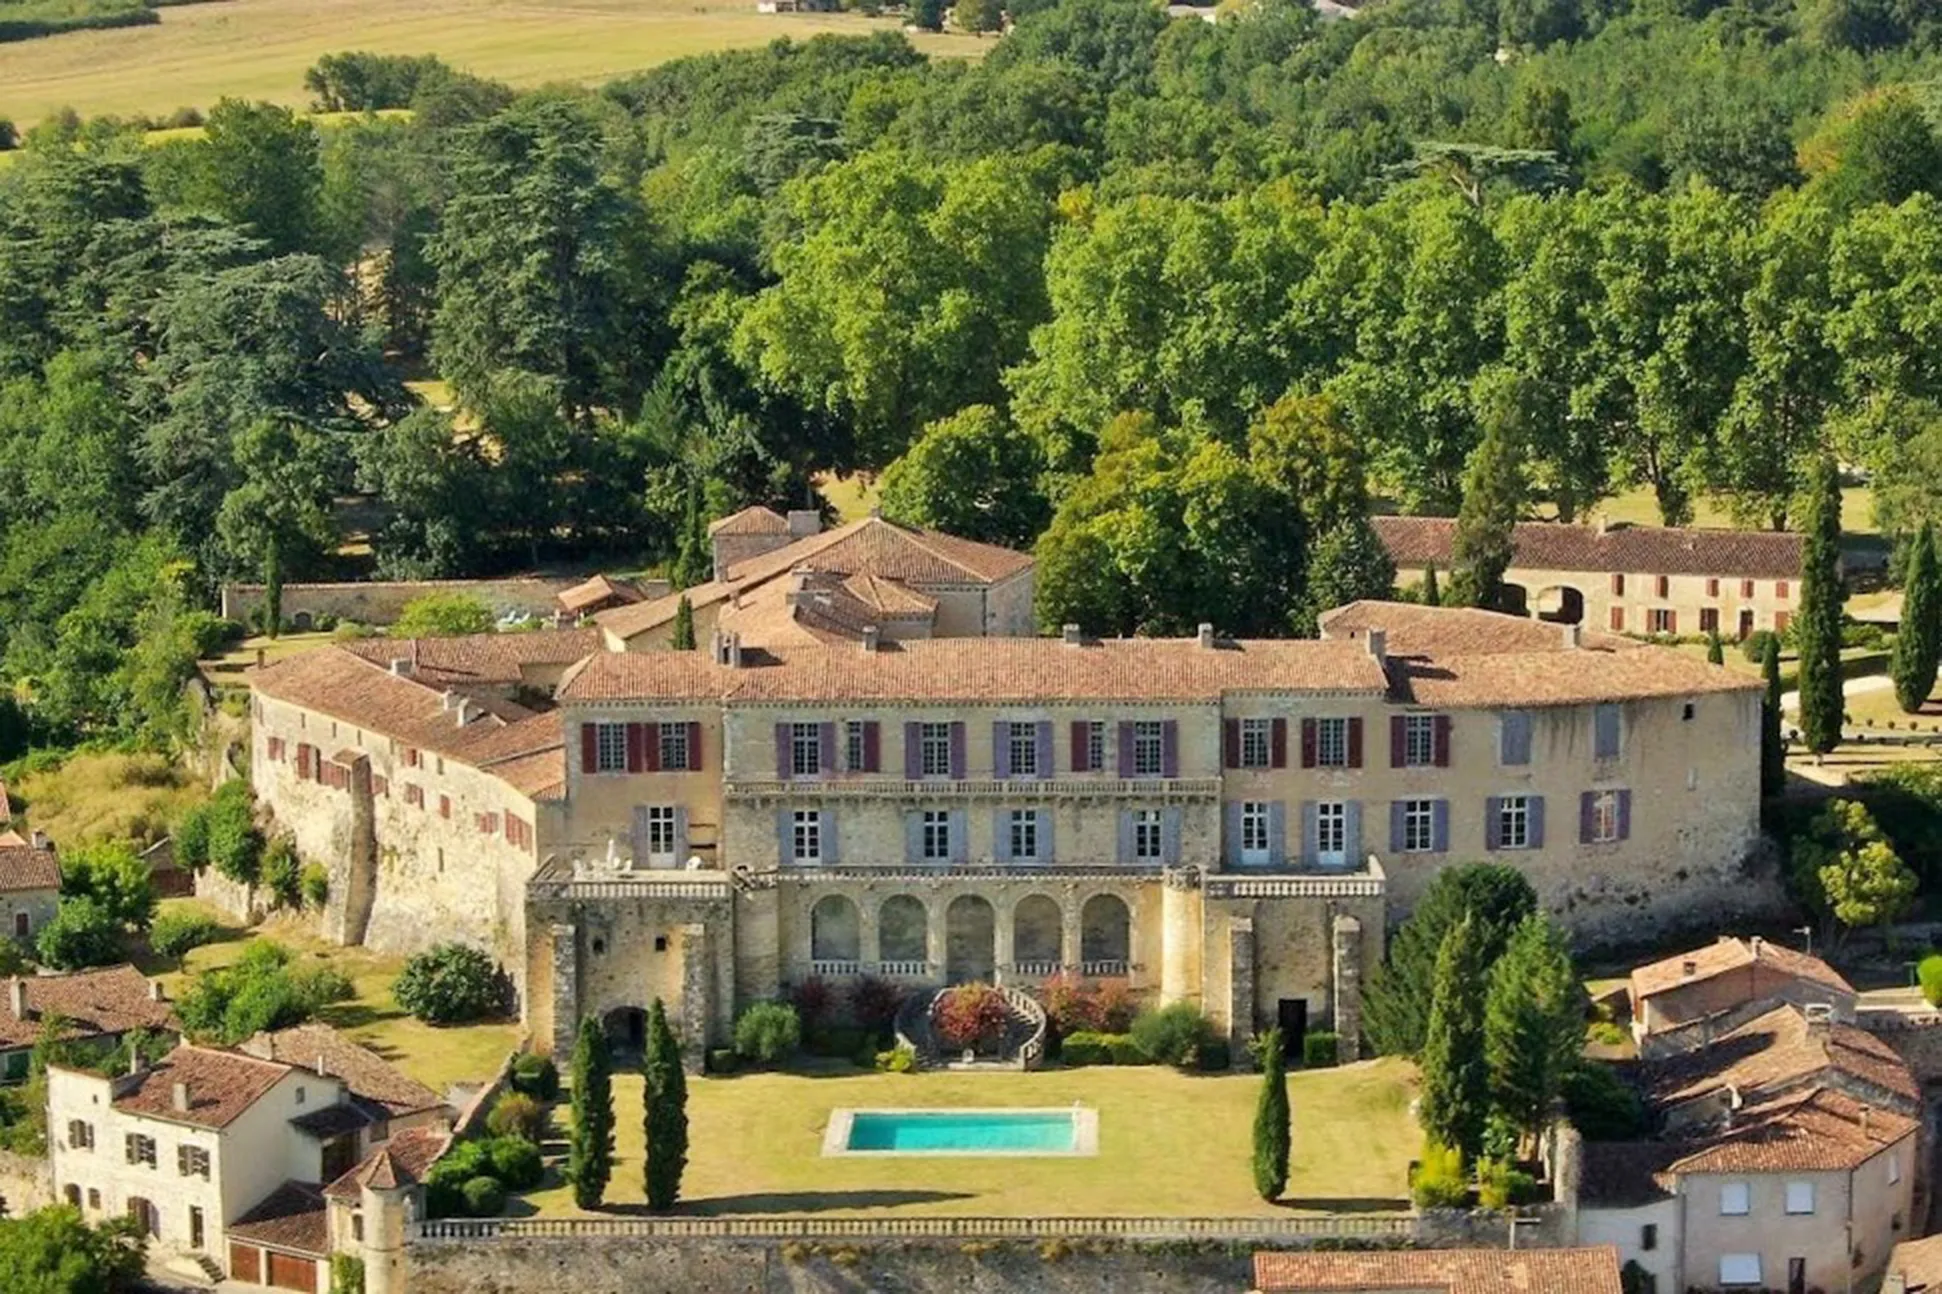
[877,895,928,967]
[1012,895,1063,967]
[945,895,996,984]
[604,1006,646,1060]
[1535,585,1584,625]
[126,1196,158,1238]
[1497,583,1530,617]
[1080,894,1131,970]
[811,895,862,965]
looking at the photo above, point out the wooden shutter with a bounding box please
[948,722,966,780]
[819,723,837,777]
[1346,717,1363,768]
[1389,801,1406,853]
[1071,721,1091,772]
[1271,718,1287,769]
[774,723,791,779]
[580,725,598,775]
[1527,796,1546,848]
[1038,809,1055,861]
[1161,808,1182,864]
[687,720,704,771]
[1300,718,1317,768]
[1117,722,1135,777]
[1300,801,1318,866]
[1115,810,1132,864]
[993,722,1011,778]
[1343,801,1362,863]
[1224,802,1243,865]
[644,722,662,773]
[1433,714,1452,767]
[1618,789,1632,841]
[1667,610,1678,634]
[1579,791,1596,844]
[776,810,794,863]
[1609,606,1624,632]
[905,813,924,864]
[625,722,644,774]
[1034,721,1053,779]
[1432,800,1450,852]
[992,809,1011,862]
[1223,719,1241,769]
[905,722,923,779]
[862,721,881,773]
[1268,801,1287,867]
[1161,721,1179,778]
[1484,796,1502,850]
[1390,716,1406,768]
[947,809,965,863]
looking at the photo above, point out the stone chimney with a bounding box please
[1681,958,1698,979]
[453,697,472,726]
[713,632,743,668]
[148,979,166,1003]
[786,509,822,539]
[1749,934,1764,957]
[1062,624,1082,645]
[7,977,24,1020]
[1196,623,1215,649]
[171,1080,190,1113]
[861,626,880,653]
[1860,1105,1873,1140]
[1365,629,1387,666]
[1562,622,1583,650]
[30,829,47,851]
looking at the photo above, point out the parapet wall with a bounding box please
[221,579,585,629]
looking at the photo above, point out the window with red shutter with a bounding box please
[1611,573,1625,596]
[439,795,451,820]
[1270,718,1287,769]
[1655,575,1669,598]
[1609,606,1624,632]
[1299,718,1317,769]
[1776,580,1789,600]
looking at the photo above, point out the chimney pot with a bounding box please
[861,626,880,653]
[389,657,411,677]
[1366,629,1387,664]
[1682,958,1698,978]
[1062,624,1082,645]
[7,977,24,1020]
[1750,935,1764,955]
[172,1080,190,1113]
[148,979,165,1003]
[1196,623,1215,649]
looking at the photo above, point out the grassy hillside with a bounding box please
[0,0,984,126]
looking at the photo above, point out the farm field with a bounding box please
[0,0,985,126]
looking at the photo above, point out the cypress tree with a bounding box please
[1447,388,1528,611]
[1251,1027,1291,1201]
[1761,635,1785,798]
[1707,632,1725,666]
[671,488,711,591]
[1418,913,1490,1161]
[1795,454,1846,756]
[670,595,697,651]
[1893,521,1941,713]
[264,541,283,640]
[1483,916,1583,1153]
[642,998,688,1212]
[1422,563,1441,607]
[566,1014,614,1209]
[1363,863,1537,1057]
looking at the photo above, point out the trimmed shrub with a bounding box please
[485,1135,544,1189]
[1059,1031,1116,1066]
[486,1092,545,1143]
[393,942,501,1024]
[705,1048,737,1075]
[260,838,301,910]
[1302,1031,1340,1069]
[934,982,1009,1052]
[875,1044,916,1073]
[733,1000,802,1064]
[461,1175,506,1217]
[1107,1035,1148,1066]
[1411,1142,1468,1208]
[807,1025,865,1059]
[509,1052,559,1100]
[299,862,329,909]
[1921,953,1942,1007]
[1129,1002,1211,1069]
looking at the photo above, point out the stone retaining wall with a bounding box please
[221,579,599,629]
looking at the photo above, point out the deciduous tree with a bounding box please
[879,405,1049,549]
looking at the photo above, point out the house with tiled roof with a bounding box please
[1629,935,1858,1057]
[1,965,177,1082]
[1887,1233,1942,1292]
[1250,1246,1624,1292]
[1374,515,1805,640]
[0,841,59,948]
[555,573,647,617]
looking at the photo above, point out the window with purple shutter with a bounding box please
[818,723,836,777]
[1160,721,1178,778]
[1034,721,1053,780]
[1071,721,1091,772]
[1117,722,1136,777]
[904,722,923,780]
[948,722,966,780]
[774,723,791,779]
[993,722,1011,779]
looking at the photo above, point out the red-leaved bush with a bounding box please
[1037,974,1137,1035]
[933,983,1009,1052]
[790,975,833,1030]
[849,975,902,1033]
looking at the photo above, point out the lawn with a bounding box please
[522,1059,1418,1218]
[1587,484,1878,536]
[815,471,881,524]
[8,749,209,849]
[199,630,334,687]
[149,904,522,1094]
[0,0,986,126]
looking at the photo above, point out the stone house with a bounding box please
[1374,516,1804,640]
[1250,1246,1624,1292]
[0,842,59,947]
[1629,935,1857,1059]
[0,965,177,1082]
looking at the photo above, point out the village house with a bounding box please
[0,840,59,947]
[0,965,177,1082]
[1249,1246,1624,1292]
[1373,516,1805,639]
[1628,935,1857,1059]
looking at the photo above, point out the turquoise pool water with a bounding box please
[845,1110,1079,1153]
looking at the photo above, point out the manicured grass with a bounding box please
[199,630,334,686]
[523,1059,1418,1218]
[1844,681,1942,735]
[8,750,209,849]
[0,0,985,126]
[1587,484,1877,535]
[815,471,881,524]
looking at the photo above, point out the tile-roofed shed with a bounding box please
[238,1023,442,1120]
[1252,1246,1623,1293]
[108,1044,293,1129]
[1630,936,1855,1003]
[0,964,176,1050]
[1374,515,1804,579]
[0,844,58,893]
[226,1181,329,1256]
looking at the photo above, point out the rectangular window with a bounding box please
[1777,580,1790,600]
[921,810,951,861]
[919,722,952,778]
[1132,721,1164,777]
[791,810,822,864]
[1700,607,1720,635]
[1009,810,1039,861]
[792,723,822,778]
[404,783,423,808]
[1609,605,1624,632]
[845,721,867,773]
[659,725,690,772]
[177,1144,210,1179]
[595,722,627,773]
[126,1133,155,1168]
[1718,1255,1760,1287]
[1500,711,1531,766]
[1784,1181,1814,1215]
[1240,719,1272,769]
[1008,723,1038,778]
[1241,802,1270,857]
[438,794,451,820]
[1498,795,1530,850]
[1403,800,1435,853]
[1640,1223,1657,1252]
[1743,578,1756,598]
[1648,608,1673,635]
[1403,714,1435,767]
[1719,1181,1751,1215]
[67,1120,93,1150]
[1316,717,1350,768]
[1316,801,1346,857]
[1655,574,1670,598]
[1591,790,1620,843]
[1132,809,1163,860]
[1595,703,1622,759]
[1611,572,1625,596]
[1706,577,1720,598]
[1086,722,1106,773]
[646,806,677,858]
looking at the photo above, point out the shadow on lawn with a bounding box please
[1278,1196,1410,1213]
[602,1190,978,1216]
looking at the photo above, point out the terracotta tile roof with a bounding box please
[340,628,599,687]
[560,636,1392,705]
[1667,1086,1919,1174]
[226,1181,329,1256]
[708,504,788,536]
[842,572,937,617]
[1374,515,1805,579]
[0,845,59,893]
[324,1124,452,1199]
[1647,1004,1918,1109]
[1630,936,1854,1003]
[1253,1246,1623,1293]
[557,574,643,613]
[1888,1234,1942,1290]
[239,1023,442,1121]
[1578,1140,1680,1207]
[109,1044,293,1129]
[1320,601,1636,657]
[489,748,567,801]
[0,965,176,1050]
[1398,646,1758,709]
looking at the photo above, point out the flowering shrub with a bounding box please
[1037,974,1138,1035]
[933,983,1009,1052]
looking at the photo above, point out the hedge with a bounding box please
[1302,1031,1339,1068]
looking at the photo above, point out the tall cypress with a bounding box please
[1422,564,1441,607]
[1417,913,1490,1161]
[671,488,711,590]
[1707,632,1725,666]
[1795,454,1846,756]
[1363,863,1537,1057]
[642,998,688,1212]
[1251,1027,1291,1202]
[1761,635,1785,798]
[566,1014,614,1209]
[1482,916,1583,1153]
[670,595,697,651]
[1448,387,1528,611]
[1893,521,1941,713]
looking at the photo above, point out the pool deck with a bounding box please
[822,1107,1101,1157]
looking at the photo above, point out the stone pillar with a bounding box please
[358,1182,410,1294]
[1228,915,1255,1069]
[858,897,880,969]
[1159,872,1199,1005]
[1332,913,1363,1063]
[993,897,1014,981]
[1059,898,1082,973]
[678,921,712,1074]
[929,898,951,982]
[549,923,578,1059]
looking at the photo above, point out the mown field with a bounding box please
[0,0,985,126]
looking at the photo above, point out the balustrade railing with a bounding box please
[809,959,935,979]
[728,777,1223,801]
[414,1214,1414,1242]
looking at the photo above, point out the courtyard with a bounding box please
[520,1059,1419,1219]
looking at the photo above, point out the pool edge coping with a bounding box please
[821,1107,1100,1158]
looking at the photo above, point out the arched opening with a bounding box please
[1080,894,1131,969]
[604,1006,646,1060]
[126,1196,158,1238]
[877,895,928,965]
[1535,584,1584,625]
[810,894,861,964]
[945,894,996,984]
[63,1183,80,1208]
[1496,582,1530,617]
[1012,895,1063,966]
[290,610,314,632]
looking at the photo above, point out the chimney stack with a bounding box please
[1750,934,1764,956]
[786,509,823,539]
[861,626,880,654]
[30,829,46,851]
[255,648,266,669]
[453,697,472,727]
[1562,622,1583,650]
[171,1080,190,1113]
[389,657,412,677]
[1681,958,1698,978]
[1861,1105,1873,1139]
[148,979,166,1004]
[7,977,24,1020]
[1061,624,1082,646]
[1366,629,1387,665]
[1196,623,1216,649]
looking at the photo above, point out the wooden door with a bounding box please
[229,1243,261,1282]
[267,1249,319,1292]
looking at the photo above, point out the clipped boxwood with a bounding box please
[1196,1037,1231,1072]
[706,1047,738,1075]
[461,1175,507,1217]
[1302,1031,1339,1069]
[1130,1002,1210,1068]
[486,1135,543,1189]
[1059,1031,1118,1066]
[1920,953,1942,1008]
[1107,1035,1149,1066]
[733,1000,802,1065]
[509,1052,559,1100]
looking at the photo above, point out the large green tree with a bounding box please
[0,1206,147,1293]
[1418,913,1490,1162]
[642,998,688,1212]
[567,1014,615,1210]
[1483,915,1584,1152]
[1795,453,1847,755]
[1447,369,1530,610]
[152,99,323,256]
[1363,863,1537,1058]
[879,405,1050,549]
[1893,521,1942,713]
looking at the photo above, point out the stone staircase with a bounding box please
[894,985,1047,1070]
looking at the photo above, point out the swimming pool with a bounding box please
[821,1108,1099,1157]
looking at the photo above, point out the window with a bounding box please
[791,723,822,778]
[1655,574,1670,598]
[1777,580,1790,600]
[791,810,822,864]
[1718,1255,1761,1287]
[1890,1151,1903,1184]
[1700,607,1720,635]
[1719,1181,1751,1215]
[1132,809,1164,860]
[1594,703,1622,760]
[1498,796,1531,850]
[1239,800,1272,853]
[1743,577,1756,598]
[438,794,451,820]
[845,721,867,773]
[1706,577,1720,598]
[1500,711,1532,765]
[645,807,677,858]
[1316,717,1350,768]
[1609,606,1624,632]
[659,725,690,771]
[1240,719,1272,769]
[177,1145,210,1180]
[1612,572,1625,596]
[1132,721,1164,777]
[1403,714,1435,767]
[1009,810,1039,861]
[1086,722,1106,773]
[1591,790,1620,843]
[1640,1223,1657,1252]
[67,1120,94,1151]
[919,722,952,778]
[1403,799,1435,853]
[352,1214,364,1243]
[1648,608,1674,635]
[1008,723,1038,778]
[921,810,951,861]
[1784,1181,1815,1215]
[125,1133,155,1168]
[88,1189,99,1210]
[1316,801,1346,858]
[594,722,627,773]
[295,1086,306,1105]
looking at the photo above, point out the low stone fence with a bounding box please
[416,1214,1413,1243]
[220,578,590,630]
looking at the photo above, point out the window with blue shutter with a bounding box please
[1500,711,1532,766]
[1594,704,1622,760]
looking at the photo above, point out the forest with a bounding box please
[4,0,1942,751]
